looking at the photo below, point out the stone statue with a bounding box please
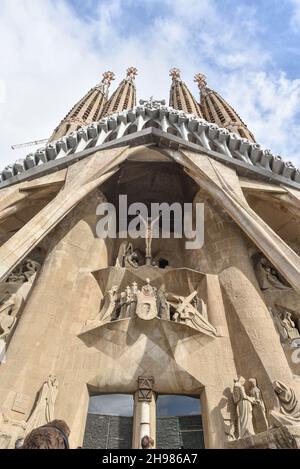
[272,309,300,342]
[173,291,217,336]
[125,285,137,318]
[280,312,300,340]
[6,266,26,284]
[136,278,158,320]
[222,415,237,442]
[98,285,119,322]
[115,291,127,320]
[6,258,40,284]
[0,412,26,449]
[138,216,160,266]
[191,295,208,320]
[269,380,300,427]
[26,375,59,434]
[23,259,41,283]
[115,241,139,268]
[248,378,269,433]
[0,293,19,341]
[233,376,255,439]
[157,285,170,320]
[255,256,290,290]
[0,258,41,352]
[141,278,157,296]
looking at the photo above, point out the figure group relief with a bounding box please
[88,275,217,337]
[253,253,291,291]
[0,375,58,449]
[0,256,41,361]
[227,376,300,444]
[270,308,300,346]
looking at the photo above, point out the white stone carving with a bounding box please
[233,376,255,439]
[136,279,158,320]
[270,380,300,427]
[2,101,300,186]
[25,375,59,434]
[172,291,217,336]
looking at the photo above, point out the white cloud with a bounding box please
[290,0,300,30]
[88,394,133,416]
[224,71,300,165]
[0,0,299,169]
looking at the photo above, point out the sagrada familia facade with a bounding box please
[0,66,300,449]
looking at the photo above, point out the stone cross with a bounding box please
[169,67,181,82]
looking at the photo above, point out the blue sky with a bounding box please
[0,0,300,166]
[88,394,200,417]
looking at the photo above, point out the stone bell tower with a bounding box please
[0,67,300,449]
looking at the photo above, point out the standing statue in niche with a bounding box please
[254,256,290,290]
[25,375,59,435]
[269,380,300,427]
[233,376,255,439]
[173,291,217,336]
[248,378,269,433]
[115,242,139,268]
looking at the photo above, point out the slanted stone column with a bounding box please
[0,189,110,448]
[185,190,298,445]
[132,377,156,448]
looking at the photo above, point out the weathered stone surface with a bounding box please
[0,144,299,449]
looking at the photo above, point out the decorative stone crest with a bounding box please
[138,377,154,402]
[136,279,158,320]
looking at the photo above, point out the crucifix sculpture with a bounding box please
[139,215,161,266]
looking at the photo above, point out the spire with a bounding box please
[169,68,203,118]
[102,67,137,117]
[194,72,256,142]
[49,71,115,142]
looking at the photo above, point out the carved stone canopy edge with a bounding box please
[78,316,218,340]
[2,101,300,188]
[91,266,207,298]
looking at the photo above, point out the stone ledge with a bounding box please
[225,425,300,449]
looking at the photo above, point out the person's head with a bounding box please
[248,378,257,389]
[141,435,154,449]
[49,419,70,437]
[22,419,70,449]
[15,438,24,449]
[234,376,245,385]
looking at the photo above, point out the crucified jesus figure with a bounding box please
[139,214,161,266]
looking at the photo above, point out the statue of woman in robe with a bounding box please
[26,375,59,434]
[269,380,300,427]
[233,376,255,439]
[248,378,269,433]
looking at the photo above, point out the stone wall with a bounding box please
[83,414,204,449]
[83,414,133,449]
